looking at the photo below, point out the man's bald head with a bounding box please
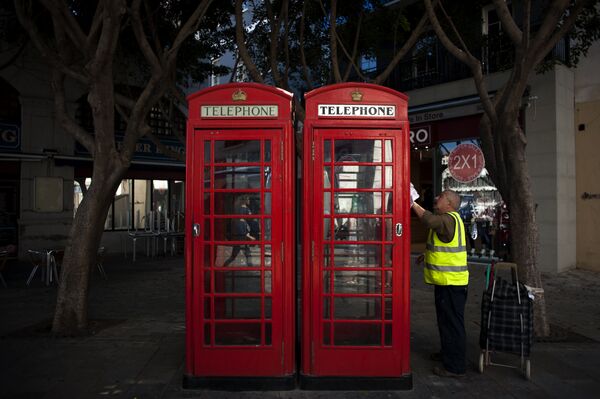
[443,190,461,211]
[434,190,461,214]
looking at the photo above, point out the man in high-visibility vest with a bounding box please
[411,185,468,378]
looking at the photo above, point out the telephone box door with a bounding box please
[193,130,284,375]
[301,83,411,389]
[185,83,295,389]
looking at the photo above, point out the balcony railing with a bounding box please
[378,34,569,92]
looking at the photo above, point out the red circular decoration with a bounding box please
[448,143,485,183]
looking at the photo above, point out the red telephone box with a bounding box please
[301,83,412,389]
[184,83,295,390]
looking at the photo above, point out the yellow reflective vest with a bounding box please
[424,211,468,286]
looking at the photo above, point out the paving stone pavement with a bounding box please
[1,252,599,399]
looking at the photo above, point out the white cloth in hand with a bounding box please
[410,182,420,205]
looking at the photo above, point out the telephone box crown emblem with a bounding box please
[351,89,363,102]
[232,89,247,101]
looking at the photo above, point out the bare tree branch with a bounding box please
[86,0,125,78]
[166,0,213,64]
[326,0,342,82]
[373,6,432,85]
[265,0,286,88]
[131,0,162,74]
[424,0,497,125]
[342,11,363,81]
[235,0,265,83]
[51,69,96,154]
[492,0,522,45]
[299,0,314,91]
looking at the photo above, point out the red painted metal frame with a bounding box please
[186,83,295,378]
[302,83,411,378]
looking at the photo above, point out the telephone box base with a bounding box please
[299,374,413,391]
[183,374,296,391]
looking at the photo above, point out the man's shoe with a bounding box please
[429,352,442,362]
[432,366,465,378]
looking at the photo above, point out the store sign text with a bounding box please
[409,126,431,146]
[0,123,20,150]
[318,104,396,118]
[201,105,278,118]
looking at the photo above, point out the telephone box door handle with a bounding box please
[395,223,403,237]
[193,223,200,237]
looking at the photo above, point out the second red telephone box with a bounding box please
[184,83,295,390]
[301,83,412,389]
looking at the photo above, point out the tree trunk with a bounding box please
[51,159,126,336]
[505,123,551,337]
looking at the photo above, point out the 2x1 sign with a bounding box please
[448,143,485,183]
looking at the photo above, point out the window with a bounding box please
[360,55,377,74]
[73,178,184,231]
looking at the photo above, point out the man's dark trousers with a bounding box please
[434,285,468,374]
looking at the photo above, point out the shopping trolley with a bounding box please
[478,262,533,380]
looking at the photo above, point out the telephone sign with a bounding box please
[448,143,485,183]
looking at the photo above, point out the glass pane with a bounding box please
[385,324,392,346]
[133,180,151,229]
[113,179,132,229]
[384,245,392,267]
[204,271,211,293]
[334,140,382,162]
[214,218,260,241]
[324,192,331,215]
[384,140,392,162]
[204,219,210,240]
[334,192,381,214]
[323,271,330,293]
[324,139,331,162]
[265,245,271,267]
[334,218,382,241]
[385,297,392,320]
[323,218,332,241]
[215,323,261,345]
[334,323,381,346]
[214,297,262,319]
[265,323,272,345]
[385,271,393,293]
[323,297,330,320]
[204,167,211,188]
[333,271,381,293]
[385,166,393,188]
[265,271,272,293]
[214,244,260,267]
[264,167,272,189]
[213,193,260,215]
[170,180,185,218]
[213,271,262,293]
[264,219,271,240]
[334,297,381,320]
[264,193,271,214]
[204,298,211,319]
[334,166,382,189]
[203,193,210,215]
[214,166,262,189]
[333,244,382,267]
[214,140,260,163]
[323,245,332,267]
[323,323,331,345]
[385,219,392,241]
[204,323,211,345]
[323,167,331,188]
[204,141,211,163]
[265,297,272,319]
[203,245,211,268]
[265,140,271,162]
[385,193,393,214]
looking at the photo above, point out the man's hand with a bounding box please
[410,182,420,206]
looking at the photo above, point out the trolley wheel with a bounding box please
[523,359,531,380]
[478,352,485,373]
